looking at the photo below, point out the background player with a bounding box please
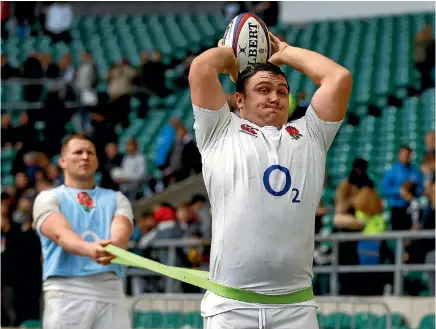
[32,134,134,329]
[188,31,352,328]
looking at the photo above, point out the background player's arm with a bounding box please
[33,191,115,265]
[269,33,352,122]
[189,45,238,110]
[40,212,96,257]
[110,192,134,249]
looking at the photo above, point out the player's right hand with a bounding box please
[217,39,239,82]
[86,240,116,266]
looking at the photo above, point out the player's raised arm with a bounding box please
[189,42,238,111]
[269,32,352,122]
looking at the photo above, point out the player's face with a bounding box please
[236,71,289,128]
[60,139,99,180]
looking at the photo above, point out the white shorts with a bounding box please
[204,306,319,329]
[43,291,131,329]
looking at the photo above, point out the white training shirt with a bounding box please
[193,102,342,316]
[33,188,134,304]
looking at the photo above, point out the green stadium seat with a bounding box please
[183,312,203,328]
[418,314,436,329]
[324,312,351,329]
[19,320,42,328]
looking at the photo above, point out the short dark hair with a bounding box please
[236,62,289,94]
[399,145,412,153]
[61,133,94,154]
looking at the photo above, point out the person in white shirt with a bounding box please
[188,32,352,329]
[45,2,73,44]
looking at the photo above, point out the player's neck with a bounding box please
[64,177,95,190]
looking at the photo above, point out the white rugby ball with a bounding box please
[222,13,272,73]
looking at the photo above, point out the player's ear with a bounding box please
[235,92,244,110]
[58,155,66,170]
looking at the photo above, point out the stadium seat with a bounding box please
[19,320,42,328]
[323,312,352,329]
[418,314,436,329]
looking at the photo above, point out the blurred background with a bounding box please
[1,1,435,329]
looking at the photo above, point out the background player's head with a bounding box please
[235,62,290,128]
[59,134,99,187]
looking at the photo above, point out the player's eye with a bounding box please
[260,88,268,93]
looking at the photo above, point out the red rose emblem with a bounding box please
[77,192,94,212]
[286,126,303,140]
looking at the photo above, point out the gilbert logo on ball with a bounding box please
[222,13,272,72]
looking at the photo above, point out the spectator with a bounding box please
[425,130,435,154]
[111,138,146,201]
[13,112,39,153]
[107,58,136,126]
[289,91,309,121]
[23,152,41,185]
[413,25,435,93]
[73,51,99,132]
[1,55,20,80]
[14,172,34,201]
[45,163,62,187]
[1,112,15,148]
[148,51,169,98]
[20,53,44,103]
[335,158,374,214]
[176,202,201,239]
[163,125,202,187]
[9,197,42,326]
[42,53,60,80]
[222,1,246,24]
[100,142,123,191]
[1,1,11,39]
[190,194,212,240]
[58,54,76,101]
[13,1,36,39]
[155,117,180,171]
[136,51,154,94]
[173,55,195,90]
[129,211,160,295]
[251,1,280,27]
[44,1,73,44]
[380,146,424,230]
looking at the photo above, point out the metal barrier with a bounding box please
[126,230,435,296]
[129,294,393,329]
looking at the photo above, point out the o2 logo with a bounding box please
[262,165,301,203]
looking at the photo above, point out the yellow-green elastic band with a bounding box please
[105,245,314,304]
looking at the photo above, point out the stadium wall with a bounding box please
[280,1,435,23]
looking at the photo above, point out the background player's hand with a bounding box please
[268,32,289,67]
[217,39,239,82]
[86,240,116,265]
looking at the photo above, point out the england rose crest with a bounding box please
[286,126,303,140]
[77,192,94,212]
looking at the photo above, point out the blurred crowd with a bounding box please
[1,2,435,327]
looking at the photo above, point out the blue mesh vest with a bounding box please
[39,185,124,280]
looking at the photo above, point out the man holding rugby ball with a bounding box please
[188,13,352,329]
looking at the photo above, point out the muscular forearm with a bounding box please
[56,229,92,257]
[110,216,133,249]
[279,46,350,86]
[190,47,237,75]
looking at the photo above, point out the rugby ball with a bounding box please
[222,13,272,72]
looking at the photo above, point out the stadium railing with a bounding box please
[126,230,435,296]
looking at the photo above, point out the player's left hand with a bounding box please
[268,32,289,67]
[95,240,116,265]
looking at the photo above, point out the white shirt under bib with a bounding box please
[192,102,342,317]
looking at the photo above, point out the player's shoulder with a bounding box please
[34,185,61,201]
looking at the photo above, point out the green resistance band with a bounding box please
[105,245,314,305]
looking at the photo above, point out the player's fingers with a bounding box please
[96,255,116,266]
[217,39,225,47]
[269,32,280,44]
[97,239,112,247]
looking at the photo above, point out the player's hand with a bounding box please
[268,32,289,67]
[217,39,239,82]
[86,240,116,266]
